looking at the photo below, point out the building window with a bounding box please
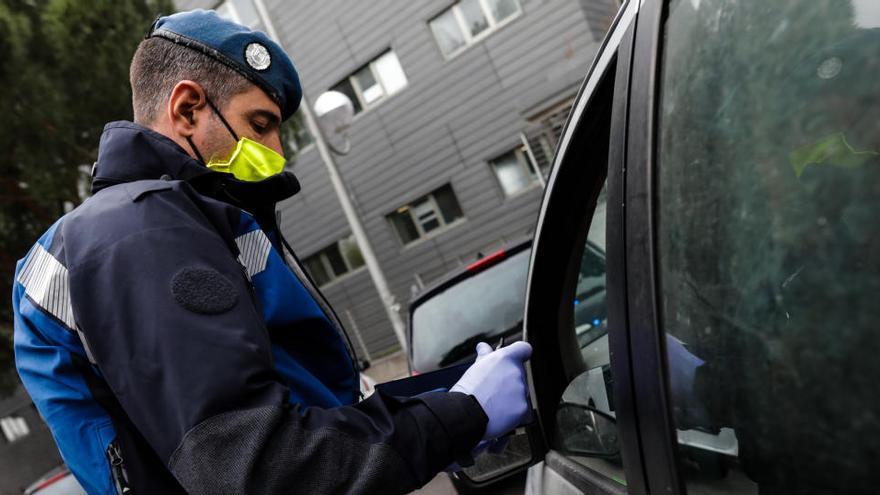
[330,50,408,115]
[523,98,575,176]
[1,415,30,443]
[303,235,366,287]
[429,0,523,58]
[281,112,314,158]
[490,144,540,196]
[388,184,465,245]
[216,0,261,28]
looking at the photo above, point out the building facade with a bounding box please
[175,0,620,358]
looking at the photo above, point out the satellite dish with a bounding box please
[314,91,354,155]
[315,91,355,134]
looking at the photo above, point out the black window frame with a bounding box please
[281,111,314,159]
[427,0,524,59]
[386,184,465,247]
[302,235,367,288]
[522,0,652,493]
[619,0,709,492]
[328,49,408,115]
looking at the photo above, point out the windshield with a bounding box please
[411,248,531,372]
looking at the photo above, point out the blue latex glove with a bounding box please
[450,341,533,441]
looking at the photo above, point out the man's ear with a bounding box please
[167,80,208,138]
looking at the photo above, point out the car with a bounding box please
[406,238,535,492]
[408,238,607,376]
[407,238,533,376]
[23,466,86,495]
[443,0,880,494]
[406,236,616,492]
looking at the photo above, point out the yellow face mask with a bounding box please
[206,137,287,182]
[185,98,287,182]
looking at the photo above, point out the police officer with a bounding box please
[13,10,532,494]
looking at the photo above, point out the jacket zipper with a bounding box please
[274,231,364,400]
[237,258,260,305]
[106,441,133,494]
[267,215,351,342]
[242,212,363,400]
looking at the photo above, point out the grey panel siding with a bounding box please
[174,0,210,11]
[172,0,609,356]
[580,0,623,40]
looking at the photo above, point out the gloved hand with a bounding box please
[450,341,533,440]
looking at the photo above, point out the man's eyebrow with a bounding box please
[246,109,281,127]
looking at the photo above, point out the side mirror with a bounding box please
[451,425,539,488]
[554,402,619,459]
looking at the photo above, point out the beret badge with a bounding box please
[245,42,271,71]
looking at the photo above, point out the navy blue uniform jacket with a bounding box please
[13,122,486,494]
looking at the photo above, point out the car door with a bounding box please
[525,0,880,494]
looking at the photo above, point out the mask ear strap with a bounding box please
[186,136,206,164]
[205,98,240,142]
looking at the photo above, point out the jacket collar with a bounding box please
[92,121,213,194]
[91,121,300,208]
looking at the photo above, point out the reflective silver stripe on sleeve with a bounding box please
[16,244,96,363]
[17,244,76,329]
[235,229,272,279]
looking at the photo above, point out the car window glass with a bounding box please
[411,248,531,372]
[657,1,880,493]
[551,183,626,485]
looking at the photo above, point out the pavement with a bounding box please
[362,350,410,383]
[363,352,525,495]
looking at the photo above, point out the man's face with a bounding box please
[195,85,284,162]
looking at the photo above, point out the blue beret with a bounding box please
[149,9,302,120]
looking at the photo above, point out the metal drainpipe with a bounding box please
[345,309,373,363]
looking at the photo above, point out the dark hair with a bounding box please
[129,37,252,125]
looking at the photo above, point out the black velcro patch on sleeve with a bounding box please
[171,267,238,315]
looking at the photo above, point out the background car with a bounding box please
[407,239,533,492]
[23,466,86,495]
[407,238,532,376]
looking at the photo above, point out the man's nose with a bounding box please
[267,131,284,157]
